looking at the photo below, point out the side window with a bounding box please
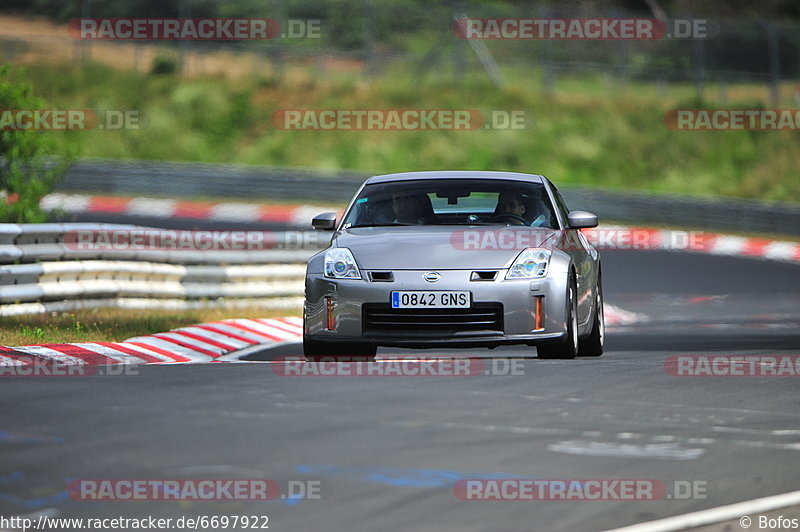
[549,184,571,228]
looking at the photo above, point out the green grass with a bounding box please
[19,62,800,202]
[0,307,298,346]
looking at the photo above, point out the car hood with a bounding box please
[334,226,559,270]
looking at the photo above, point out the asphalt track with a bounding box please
[2,249,799,532]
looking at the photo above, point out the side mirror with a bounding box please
[567,210,598,229]
[312,212,338,231]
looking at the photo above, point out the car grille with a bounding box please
[362,303,504,337]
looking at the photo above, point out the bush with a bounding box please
[0,65,71,223]
[151,54,180,76]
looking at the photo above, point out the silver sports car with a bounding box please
[303,171,603,360]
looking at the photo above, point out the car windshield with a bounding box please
[342,179,559,229]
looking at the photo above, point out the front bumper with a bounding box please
[304,268,569,348]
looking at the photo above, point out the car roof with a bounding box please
[365,171,548,185]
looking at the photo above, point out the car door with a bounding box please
[547,181,596,326]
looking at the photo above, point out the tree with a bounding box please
[0,65,72,223]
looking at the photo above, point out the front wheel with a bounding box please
[537,274,578,360]
[578,278,604,357]
[303,336,377,361]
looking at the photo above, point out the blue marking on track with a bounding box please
[295,464,530,488]
[0,431,63,444]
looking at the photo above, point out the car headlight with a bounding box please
[324,248,361,279]
[506,248,551,279]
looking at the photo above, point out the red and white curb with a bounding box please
[0,317,302,366]
[0,305,649,369]
[40,193,332,227]
[582,226,800,263]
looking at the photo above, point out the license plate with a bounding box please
[391,291,470,309]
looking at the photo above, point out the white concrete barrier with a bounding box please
[0,223,326,313]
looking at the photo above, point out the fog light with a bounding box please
[533,296,544,331]
[325,297,335,331]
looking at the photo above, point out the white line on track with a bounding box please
[547,440,705,460]
[712,426,800,436]
[604,489,800,531]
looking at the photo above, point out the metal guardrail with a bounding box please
[58,159,370,203]
[0,222,329,264]
[58,160,800,236]
[561,188,800,237]
[0,223,329,315]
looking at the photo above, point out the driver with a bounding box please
[494,192,527,219]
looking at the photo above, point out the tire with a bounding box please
[537,273,578,360]
[303,336,377,361]
[578,276,604,357]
